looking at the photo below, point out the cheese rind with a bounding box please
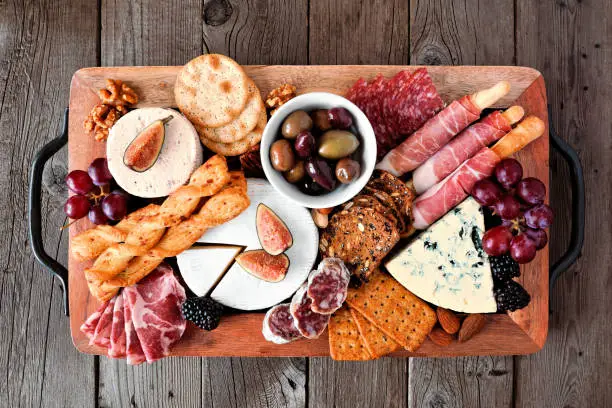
[385,197,496,313]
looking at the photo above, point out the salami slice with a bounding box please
[307,258,350,314]
[290,283,330,339]
[262,303,302,344]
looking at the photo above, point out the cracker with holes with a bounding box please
[328,306,372,361]
[350,307,401,358]
[345,269,436,352]
[320,206,399,281]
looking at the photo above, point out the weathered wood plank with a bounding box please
[97,1,204,407]
[307,1,410,406]
[309,358,407,408]
[203,0,309,65]
[0,0,97,407]
[515,1,612,407]
[408,1,516,407]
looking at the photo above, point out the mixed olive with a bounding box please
[269,107,361,195]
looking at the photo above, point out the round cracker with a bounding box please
[175,54,249,128]
[198,111,267,156]
[199,80,265,143]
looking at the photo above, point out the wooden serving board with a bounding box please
[68,65,548,357]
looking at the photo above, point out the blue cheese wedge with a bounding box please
[385,197,496,313]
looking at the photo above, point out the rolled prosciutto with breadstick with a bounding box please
[412,116,545,229]
[377,81,511,176]
[412,106,525,194]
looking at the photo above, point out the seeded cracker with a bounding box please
[350,307,401,358]
[345,269,437,352]
[329,306,372,361]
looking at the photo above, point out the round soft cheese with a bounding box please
[107,108,203,198]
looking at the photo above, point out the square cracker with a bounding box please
[328,307,372,361]
[350,308,401,358]
[345,269,437,352]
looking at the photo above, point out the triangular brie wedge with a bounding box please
[385,197,497,313]
[176,244,244,297]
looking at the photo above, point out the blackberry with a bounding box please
[490,254,520,283]
[494,280,531,312]
[181,296,224,331]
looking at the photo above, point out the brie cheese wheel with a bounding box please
[176,179,318,310]
[107,107,203,198]
[385,197,497,313]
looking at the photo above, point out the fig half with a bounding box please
[123,115,173,172]
[256,203,293,255]
[235,250,290,282]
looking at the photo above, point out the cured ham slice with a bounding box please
[108,294,127,359]
[123,263,186,364]
[90,297,116,348]
[80,301,109,341]
[413,107,523,194]
[123,290,146,365]
[378,81,510,176]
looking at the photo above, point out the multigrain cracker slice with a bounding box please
[345,269,437,352]
[350,307,401,358]
[361,186,406,234]
[344,194,398,227]
[367,170,416,220]
[328,306,372,361]
[175,54,249,128]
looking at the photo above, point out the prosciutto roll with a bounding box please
[412,110,512,194]
[377,96,481,176]
[412,148,501,229]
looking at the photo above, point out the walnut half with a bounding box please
[84,103,128,142]
[99,79,139,106]
[265,84,297,115]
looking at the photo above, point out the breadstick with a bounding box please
[491,116,546,158]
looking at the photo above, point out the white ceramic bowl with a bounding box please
[260,92,376,209]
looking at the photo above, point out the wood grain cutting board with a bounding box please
[68,65,548,357]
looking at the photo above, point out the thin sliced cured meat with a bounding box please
[378,95,481,176]
[262,304,302,344]
[108,294,127,359]
[90,297,116,348]
[123,263,186,364]
[123,290,146,365]
[290,283,330,339]
[412,148,501,229]
[80,301,109,341]
[307,258,350,315]
[413,110,511,194]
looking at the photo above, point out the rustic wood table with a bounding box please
[1,0,609,407]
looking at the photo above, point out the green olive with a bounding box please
[282,110,313,139]
[283,160,306,183]
[270,139,296,172]
[317,130,360,160]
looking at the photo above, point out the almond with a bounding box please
[436,307,460,334]
[428,327,453,346]
[311,209,329,228]
[458,314,487,342]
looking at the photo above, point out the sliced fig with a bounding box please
[256,204,293,255]
[235,250,290,283]
[123,115,173,172]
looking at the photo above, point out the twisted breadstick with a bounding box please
[72,155,231,281]
[86,175,250,301]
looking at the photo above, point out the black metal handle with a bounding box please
[548,106,585,294]
[29,109,70,316]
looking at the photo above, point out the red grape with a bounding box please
[88,205,109,225]
[524,228,548,249]
[495,158,523,189]
[88,158,113,186]
[494,194,521,219]
[471,179,503,206]
[482,226,513,256]
[510,234,537,263]
[328,107,353,129]
[64,195,91,219]
[524,204,554,229]
[101,193,128,221]
[516,177,546,205]
[65,170,94,195]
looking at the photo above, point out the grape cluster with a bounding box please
[64,158,130,225]
[471,158,553,264]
